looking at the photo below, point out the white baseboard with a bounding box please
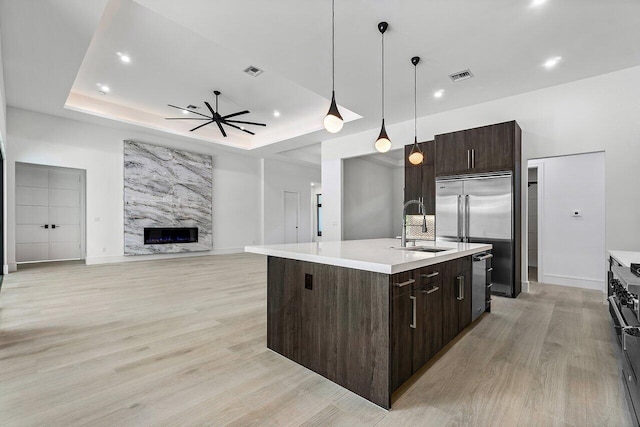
[85,248,244,265]
[8,263,17,273]
[3,264,9,274]
[541,273,605,292]
[521,281,530,293]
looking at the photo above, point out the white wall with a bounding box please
[532,152,605,291]
[262,158,320,245]
[0,28,7,274]
[6,107,262,269]
[322,65,640,288]
[342,158,394,240]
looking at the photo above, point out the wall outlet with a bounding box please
[94,217,100,222]
[571,210,582,217]
[102,247,107,253]
[305,273,313,290]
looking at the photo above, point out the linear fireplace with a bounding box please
[144,227,198,245]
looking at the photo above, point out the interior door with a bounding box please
[48,168,82,260]
[284,191,299,244]
[435,179,463,240]
[16,164,84,262]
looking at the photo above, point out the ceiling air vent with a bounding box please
[244,65,264,77]
[449,69,474,82]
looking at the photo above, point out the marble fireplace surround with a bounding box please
[124,141,213,255]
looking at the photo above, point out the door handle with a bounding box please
[465,195,470,242]
[41,224,49,229]
[51,224,57,229]
[394,279,415,288]
[457,195,462,239]
[456,276,465,300]
[421,271,439,278]
[410,295,417,329]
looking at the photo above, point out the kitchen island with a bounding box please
[245,238,492,409]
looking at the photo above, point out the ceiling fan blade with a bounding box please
[225,119,267,127]
[190,120,215,132]
[224,122,256,136]
[168,104,212,119]
[165,117,211,120]
[221,110,250,119]
[204,101,216,116]
[216,120,227,137]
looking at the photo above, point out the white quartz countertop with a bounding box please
[245,238,492,274]
[608,250,640,268]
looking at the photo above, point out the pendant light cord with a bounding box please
[331,0,335,92]
[381,31,385,119]
[414,63,417,140]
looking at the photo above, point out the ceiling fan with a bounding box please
[166,90,266,137]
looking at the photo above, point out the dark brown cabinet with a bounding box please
[441,256,472,343]
[404,141,435,215]
[390,257,473,392]
[435,121,518,177]
[390,270,415,392]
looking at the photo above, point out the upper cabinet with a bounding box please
[404,141,435,215]
[435,121,520,177]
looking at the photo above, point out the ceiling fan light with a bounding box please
[324,91,344,133]
[375,120,392,153]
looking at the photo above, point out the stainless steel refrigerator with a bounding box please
[436,173,514,296]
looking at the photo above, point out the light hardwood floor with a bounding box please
[0,254,633,426]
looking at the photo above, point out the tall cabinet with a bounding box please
[404,121,522,297]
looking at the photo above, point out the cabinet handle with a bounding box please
[486,267,493,272]
[410,296,417,329]
[476,254,493,261]
[394,279,415,288]
[421,271,439,278]
[457,276,464,300]
[426,286,440,294]
[472,149,475,168]
[467,149,471,169]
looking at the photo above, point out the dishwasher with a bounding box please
[472,252,493,322]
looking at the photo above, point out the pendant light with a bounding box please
[374,21,391,153]
[408,56,424,165]
[323,0,344,133]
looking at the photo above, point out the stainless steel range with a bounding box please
[608,264,640,426]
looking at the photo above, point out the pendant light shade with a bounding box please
[324,91,343,133]
[375,119,392,153]
[324,0,344,133]
[375,21,391,153]
[408,56,424,165]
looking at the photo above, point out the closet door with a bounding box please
[16,164,50,262]
[16,164,83,262]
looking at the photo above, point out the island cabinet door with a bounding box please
[457,257,473,333]
[390,270,416,392]
[412,265,444,371]
[442,260,460,345]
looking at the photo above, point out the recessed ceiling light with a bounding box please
[273,110,280,118]
[530,0,547,7]
[96,83,110,93]
[311,183,315,187]
[434,89,445,98]
[240,126,245,130]
[116,52,131,63]
[544,56,562,69]
[182,109,189,115]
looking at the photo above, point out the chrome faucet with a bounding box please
[401,200,428,247]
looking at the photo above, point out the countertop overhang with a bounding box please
[608,250,640,268]
[245,238,492,274]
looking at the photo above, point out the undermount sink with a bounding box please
[393,246,450,253]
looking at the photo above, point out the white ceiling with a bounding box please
[2,0,640,157]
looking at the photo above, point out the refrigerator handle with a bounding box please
[465,194,470,242]
[457,195,462,240]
